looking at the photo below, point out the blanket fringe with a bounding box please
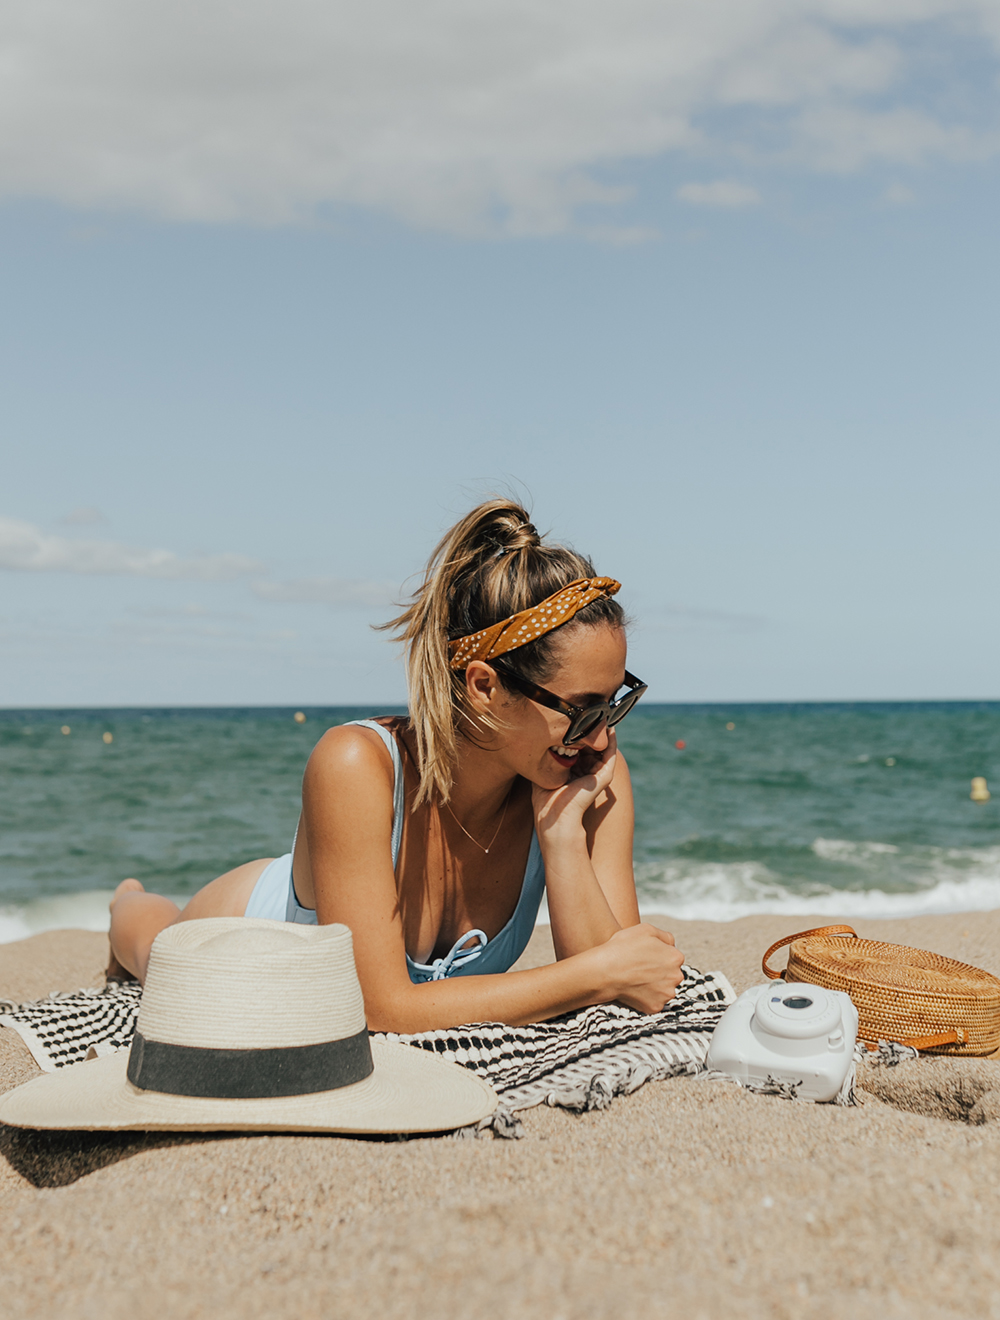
[864,1039,920,1068]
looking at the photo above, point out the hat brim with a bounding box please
[0,1040,496,1134]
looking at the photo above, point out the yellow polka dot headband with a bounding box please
[448,577,621,670]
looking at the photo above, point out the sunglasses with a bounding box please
[492,663,648,746]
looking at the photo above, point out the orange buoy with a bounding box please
[971,777,991,803]
[675,739,686,750]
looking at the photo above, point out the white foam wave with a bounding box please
[632,841,1000,922]
[0,890,117,944]
[5,839,1000,940]
[811,839,1000,871]
[811,838,899,862]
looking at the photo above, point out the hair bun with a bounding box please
[485,518,541,557]
[509,521,540,550]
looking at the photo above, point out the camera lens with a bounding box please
[781,996,814,1010]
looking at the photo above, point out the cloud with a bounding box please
[0,516,262,579]
[791,103,992,173]
[677,180,762,208]
[251,578,395,608]
[1,516,393,605]
[58,505,106,526]
[0,1,997,235]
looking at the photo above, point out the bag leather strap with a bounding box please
[761,925,858,980]
[862,1029,967,1052]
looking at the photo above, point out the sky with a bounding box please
[2,0,999,707]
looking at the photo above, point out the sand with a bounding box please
[3,912,1000,1319]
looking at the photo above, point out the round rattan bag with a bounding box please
[762,925,1000,1056]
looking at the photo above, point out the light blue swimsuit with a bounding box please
[244,719,546,983]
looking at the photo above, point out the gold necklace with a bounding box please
[444,788,512,855]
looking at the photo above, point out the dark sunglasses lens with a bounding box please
[607,690,642,727]
[564,708,608,745]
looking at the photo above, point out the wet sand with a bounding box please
[3,911,1000,1319]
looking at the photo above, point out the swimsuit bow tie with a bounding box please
[417,930,490,982]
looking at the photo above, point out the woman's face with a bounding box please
[494,623,628,789]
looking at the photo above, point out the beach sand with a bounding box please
[3,911,1000,1319]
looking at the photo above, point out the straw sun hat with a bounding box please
[0,919,497,1134]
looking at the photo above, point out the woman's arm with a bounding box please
[533,731,641,962]
[361,927,683,1032]
[301,726,682,1033]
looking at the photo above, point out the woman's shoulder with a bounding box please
[305,717,406,788]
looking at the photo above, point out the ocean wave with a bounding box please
[811,838,900,862]
[632,841,1000,922]
[5,839,1000,943]
[0,890,116,944]
[810,838,1000,869]
[0,890,193,945]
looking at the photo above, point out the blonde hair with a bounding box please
[380,499,625,806]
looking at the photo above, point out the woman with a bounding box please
[108,499,684,1030]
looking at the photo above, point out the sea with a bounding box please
[1,703,998,943]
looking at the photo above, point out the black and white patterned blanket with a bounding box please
[1,981,144,1073]
[0,967,735,1136]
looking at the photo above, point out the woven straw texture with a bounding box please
[787,936,1000,1056]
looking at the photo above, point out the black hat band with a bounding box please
[126,1027,373,1099]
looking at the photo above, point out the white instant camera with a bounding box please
[706,982,859,1103]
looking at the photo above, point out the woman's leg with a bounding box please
[106,881,180,982]
[107,858,275,984]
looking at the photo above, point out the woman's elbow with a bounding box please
[362,987,426,1035]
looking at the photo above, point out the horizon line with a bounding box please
[2,697,999,713]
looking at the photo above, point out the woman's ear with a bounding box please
[463,661,502,719]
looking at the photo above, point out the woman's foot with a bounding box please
[111,878,144,907]
[106,879,144,982]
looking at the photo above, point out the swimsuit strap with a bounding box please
[347,719,405,868]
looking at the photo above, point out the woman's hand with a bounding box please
[589,923,686,1014]
[531,730,619,843]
